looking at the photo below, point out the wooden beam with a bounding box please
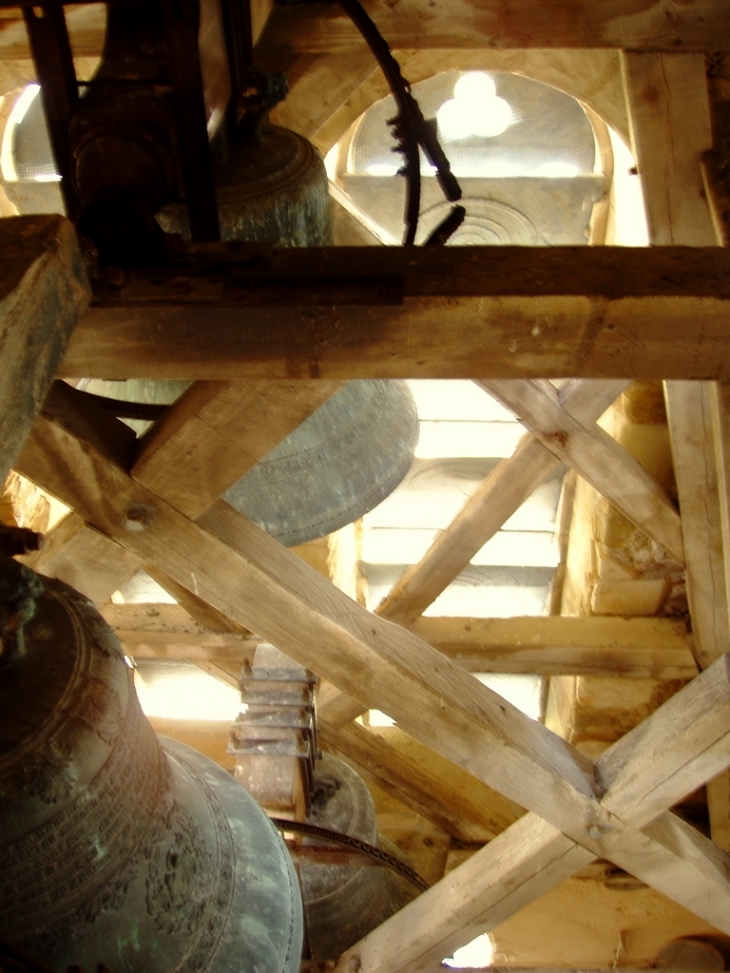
[0,215,89,482]
[0,4,106,60]
[193,658,243,689]
[481,379,684,562]
[118,613,695,678]
[593,809,730,926]
[100,601,245,642]
[708,769,730,855]
[336,658,730,973]
[336,809,730,973]
[20,512,142,604]
[18,384,599,832]
[132,379,344,518]
[623,52,730,851]
[62,246,730,381]
[664,382,730,669]
[144,563,252,636]
[257,0,730,53]
[410,615,697,680]
[319,719,522,843]
[376,380,628,626]
[333,815,595,973]
[622,52,716,246]
[99,601,251,658]
[711,382,730,648]
[323,380,628,729]
[597,653,730,827]
[708,383,730,847]
[320,610,695,729]
[701,54,730,247]
[134,375,356,711]
[250,0,274,45]
[269,50,376,148]
[17,386,730,934]
[622,55,729,659]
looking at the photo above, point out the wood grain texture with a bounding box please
[665,381,730,669]
[95,609,696,675]
[622,52,716,247]
[319,719,522,843]
[62,247,730,381]
[20,512,141,604]
[597,653,730,826]
[0,215,89,482]
[336,809,730,973]
[144,563,252,637]
[16,385,730,936]
[270,50,376,146]
[321,604,695,728]
[623,52,730,851]
[711,382,730,645]
[258,0,730,53]
[133,379,343,518]
[100,601,246,642]
[99,602,251,662]
[337,660,730,973]
[333,816,594,973]
[18,384,600,837]
[409,615,696,679]
[482,379,684,562]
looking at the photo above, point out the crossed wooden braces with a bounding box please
[12,369,730,973]
[3,44,730,973]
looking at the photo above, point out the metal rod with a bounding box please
[22,4,81,219]
[163,0,220,241]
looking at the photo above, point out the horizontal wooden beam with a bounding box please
[62,247,730,381]
[99,602,250,658]
[104,606,695,678]
[258,0,730,53]
[411,615,697,679]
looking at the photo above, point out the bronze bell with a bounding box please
[0,557,303,972]
[79,72,419,548]
[157,69,332,248]
[301,754,417,960]
[78,377,419,548]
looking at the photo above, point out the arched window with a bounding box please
[327,70,612,246]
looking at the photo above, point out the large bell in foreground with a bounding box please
[79,378,420,548]
[0,559,303,972]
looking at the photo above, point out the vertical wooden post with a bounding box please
[623,50,730,850]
